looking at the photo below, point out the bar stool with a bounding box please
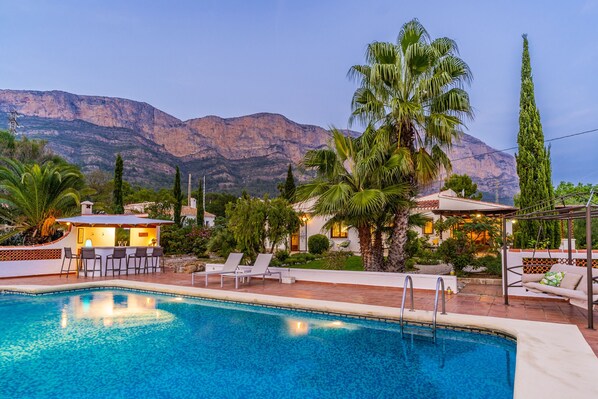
[80,248,102,278]
[60,247,80,278]
[126,247,148,275]
[106,247,127,276]
[148,247,164,273]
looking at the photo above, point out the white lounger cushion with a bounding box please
[523,282,587,300]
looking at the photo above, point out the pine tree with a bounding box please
[515,35,560,248]
[196,178,204,226]
[173,166,183,227]
[281,164,297,203]
[113,154,124,214]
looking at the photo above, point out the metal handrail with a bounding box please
[400,275,414,336]
[432,277,447,342]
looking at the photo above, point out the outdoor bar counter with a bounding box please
[78,246,162,277]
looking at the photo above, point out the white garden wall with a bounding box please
[0,228,76,278]
[205,263,458,293]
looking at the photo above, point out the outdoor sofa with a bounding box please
[523,263,598,309]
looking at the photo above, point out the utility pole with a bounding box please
[187,173,192,206]
[203,175,206,211]
[494,179,500,203]
[8,110,20,135]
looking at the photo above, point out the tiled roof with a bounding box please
[415,199,440,210]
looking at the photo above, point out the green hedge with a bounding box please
[308,234,330,255]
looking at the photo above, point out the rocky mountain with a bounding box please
[0,89,518,202]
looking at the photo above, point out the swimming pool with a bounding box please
[0,289,515,399]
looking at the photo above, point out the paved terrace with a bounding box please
[1,271,597,355]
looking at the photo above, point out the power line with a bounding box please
[449,127,598,162]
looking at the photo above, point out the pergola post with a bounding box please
[586,204,593,329]
[567,217,573,265]
[502,216,509,305]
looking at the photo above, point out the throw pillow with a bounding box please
[560,272,582,290]
[540,271,565,287]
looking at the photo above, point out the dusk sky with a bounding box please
[1,0,596,184]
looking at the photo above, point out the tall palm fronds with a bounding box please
[348,19,473,271]
[297,127,409,271]
[0,158,85,244]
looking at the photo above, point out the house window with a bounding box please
[330,222,348,238]
[423,221,434,235]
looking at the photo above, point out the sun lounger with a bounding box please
[191,253,243,286]
[220,253,281,289]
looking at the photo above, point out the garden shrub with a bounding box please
[405,258,417,271]
[437,236,475,274]
[275,249,290,262]
[206,226,237,258]
[160,225,213,257]
[323,250,351,270]
[308,234,330,255]
[474,254,502,276]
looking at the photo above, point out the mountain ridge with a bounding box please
[0,89,518,202]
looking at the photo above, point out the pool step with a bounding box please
[401,325,436,341]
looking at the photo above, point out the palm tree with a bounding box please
[348,19,473,271]
[297,127,408,271]
[0,158,85,244]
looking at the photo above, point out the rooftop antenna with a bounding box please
[8,110,20,135]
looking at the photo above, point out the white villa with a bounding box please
[124,199,216,227]
[292,189,515,253]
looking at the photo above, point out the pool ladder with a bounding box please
[400,276,447,342]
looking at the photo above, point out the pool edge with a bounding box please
[2,280,598,398]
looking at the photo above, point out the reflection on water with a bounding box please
[61,292,174,329]
[286,318,356,336]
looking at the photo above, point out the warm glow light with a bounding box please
[287,319,310,336]
[60,310,68,329]
[69,292,174,328]
[512,220,517,224]
[173,297,183,301]
[330,321,343,327]
[475,214,482,218]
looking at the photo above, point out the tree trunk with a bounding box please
[387,207,410,272]
[357,225,375,271]
[372,228,385,271]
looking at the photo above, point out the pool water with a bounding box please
[0,290,515,399]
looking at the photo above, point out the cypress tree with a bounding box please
[173,166,183,227]
[515,35,560,248]
[113,154,124,214]
[282,164,296,202]
[196,178,205,226]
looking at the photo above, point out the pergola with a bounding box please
[501,191,598,328]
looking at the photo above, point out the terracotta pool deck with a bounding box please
[2,271,597,355]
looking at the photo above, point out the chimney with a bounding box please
[81,201,94,215]
[190,198,197,209]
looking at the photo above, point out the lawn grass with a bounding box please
[288,256,364,271]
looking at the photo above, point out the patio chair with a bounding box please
[191,252,243,287]
[148,247,165,273]
[60,247,80,278]
[80,248,102,278]
[106,247,127,276]
[220,253,280,289]
[126,247,148,275]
